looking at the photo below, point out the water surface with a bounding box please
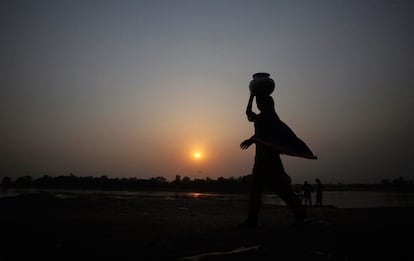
[1,188,414,208]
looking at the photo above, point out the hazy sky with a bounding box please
[1,0,413,183]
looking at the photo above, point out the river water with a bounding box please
[1,188,414,208]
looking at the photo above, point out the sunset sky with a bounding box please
[1,0,413,183]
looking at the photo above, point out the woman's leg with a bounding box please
[239,171,263,227]
[247,179,262,223]
[275,179,306,222]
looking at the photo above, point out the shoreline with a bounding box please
[3,185,414,193]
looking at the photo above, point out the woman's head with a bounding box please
[256,95,275,113]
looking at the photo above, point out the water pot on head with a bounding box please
[249,72,275,96]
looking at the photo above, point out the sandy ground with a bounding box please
[0,193,413,261]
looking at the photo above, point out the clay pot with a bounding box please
[249,72,275,96]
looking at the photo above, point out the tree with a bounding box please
[182,176,191,183]
[1,176,12,187]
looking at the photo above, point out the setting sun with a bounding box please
[194,152,202,159]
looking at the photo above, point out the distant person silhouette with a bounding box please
[239,72,317,227]
[301,181,313,206]
[315,178,323,206]
[295,188,304,203]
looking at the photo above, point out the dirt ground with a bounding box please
[0,193,413,260]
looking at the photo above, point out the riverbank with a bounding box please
[1,193,413,260]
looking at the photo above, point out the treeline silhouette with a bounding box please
[0,174,253,193]
[1,174,413,193]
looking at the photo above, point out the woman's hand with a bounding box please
[240,138,254,150]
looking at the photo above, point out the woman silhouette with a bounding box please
[239,73,316,227]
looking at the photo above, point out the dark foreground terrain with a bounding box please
[0,193,413,260]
